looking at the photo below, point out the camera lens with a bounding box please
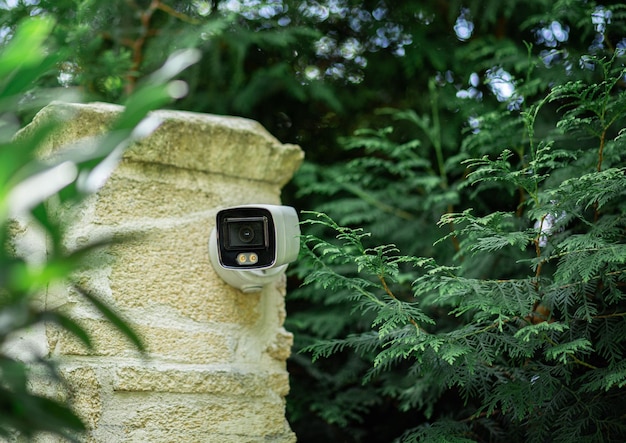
[224,216,268,249]
[238,225,255,243]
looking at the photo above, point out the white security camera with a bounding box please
[208,204,300,293]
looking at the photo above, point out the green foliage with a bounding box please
[4,1,626,442]
[289,4,626,442]
[0,17,196,440]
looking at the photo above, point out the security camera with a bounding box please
[209,204,300,292]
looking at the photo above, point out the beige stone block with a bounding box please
[27,102,304,186]
[88,161,281,226]
[118,396,295,442]
[50,319,232,364]
[266,328,294,362]
[127,113,303,188]
[114,366,290,397]
[62,366,103,430]
[107,221,261,326]
[93,164,220,225]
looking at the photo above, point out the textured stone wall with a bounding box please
[18,102,303,442]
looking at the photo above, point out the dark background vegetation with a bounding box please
[1,1,626,442]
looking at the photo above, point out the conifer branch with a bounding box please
[340,181,415,220]
[156,1,202,24]
[571,356,598,370]
[533,214,547,281]
[123,0,201,94]
[377,274,423,333]
[556,269,626,292]
[593,311,626,319]
[429,79,447,187]
[296,52,626,442]
[543,334,598,369]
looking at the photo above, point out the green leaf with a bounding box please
[0,17,55,79]
[40,311,92,349]
[73,284,145,353]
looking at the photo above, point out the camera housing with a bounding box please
[209,204,300,292]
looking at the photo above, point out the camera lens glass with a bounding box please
[238,225,255,244]
[225,216,267,249]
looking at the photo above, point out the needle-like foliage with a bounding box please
[293,38,626,443]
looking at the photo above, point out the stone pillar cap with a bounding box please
[30,102,304,186]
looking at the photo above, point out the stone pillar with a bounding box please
[22,102,303,442]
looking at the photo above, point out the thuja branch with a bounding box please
[124,0,158,93]
[460,318,518,338]
[571,356,598,370]
[543,334,598,370]
[124,0,200,93]
[533,214,547,280]
[597,128,607,173]
[377,273,424,333]
[556,269,626,292]
[157,1,201,24]
[593,311,626,319]
[341,181,415,220]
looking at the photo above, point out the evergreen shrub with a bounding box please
[289,36,626,443]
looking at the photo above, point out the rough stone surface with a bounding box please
[30,101,303,186]
[15,102,301,442]
[63,366,103,430]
